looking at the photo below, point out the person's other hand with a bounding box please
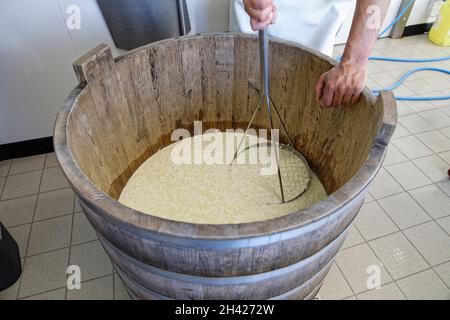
[315,62,367,108]
[243,0,277,31]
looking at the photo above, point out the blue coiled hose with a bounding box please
[362,0,450,100]
[371,66,450,100]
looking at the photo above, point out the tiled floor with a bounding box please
[318,35,450,300]
[1,35,450,300]
[0,153,131,300]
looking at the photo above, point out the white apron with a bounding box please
[230,0,354,56]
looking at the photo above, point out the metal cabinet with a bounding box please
[97,0,191,50]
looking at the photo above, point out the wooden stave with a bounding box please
[114,257,333,300]
[97,226,347,300]
[78,191,364,277]
[55,35,397,243]
[53,34,398,300]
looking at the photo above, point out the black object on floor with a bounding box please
[97,0,191,50]
[0,222,22,292]
[0,136,53,161]
[403,23,434,37]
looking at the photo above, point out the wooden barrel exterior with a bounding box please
[53,33,397,300]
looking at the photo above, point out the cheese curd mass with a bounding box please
[119,133,327,224]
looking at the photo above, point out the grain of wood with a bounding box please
[54,33,397,299]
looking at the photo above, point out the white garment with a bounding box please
[230,0,354,56]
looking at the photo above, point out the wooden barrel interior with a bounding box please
[55,33,398,300]
[67,34,383,202]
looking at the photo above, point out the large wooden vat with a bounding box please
[54,33,397,300]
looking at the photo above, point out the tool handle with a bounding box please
[259,29,270,96]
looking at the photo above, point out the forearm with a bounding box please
[341,0,390,67]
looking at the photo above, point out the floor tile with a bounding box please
[437,180,450,197]
[404,222,450,266]
[404,79,435,95]
[0,279,20,300]
[434,261,450,287]
[383,144,407,167]
[437,215,450,235]
[1,171,41,200]
[413,155,450,182]
[27,215,72,256]
[40,167,70,193]
[341,224,365,249]
[378,192,431,229]
[439,151,450,164]
[368,168,404,199]
[369,232,428,280]
[387,68,411,80]
[394,86,417,99]
[353,202,398,241]
[317,263,353,300]
[419,110,450,129]
[72,212,97,245]
[364,193,374,203]
[0,195,37,227]
[114,273,131,300]
[405,103,440,113]
[74,197,82,213]
[423,75,450,91]
[391,124,411,140]
[44,153,59,168]
[377,62,404,72]
[396,269,450,300]
[67,275,113,300]
[19,248,69,298]
[441,126,450,139]
[34,188,74,221]
[396,44,430,57]
[398,68,435,80]
[396,104,415,117]
[8,224,31,258]
[9,155,45,175]
[366,77,380,88]
[398,114,434,134]
[385,161,432,190]
[377,62,403,73]
[0,160,12,177]
[369,72,397,86]
[416,130,450,153]
[0,177,5,195]
[69,241,113,282]
[391,136,433,160]
[433,99,450,110]
[409,185,450,219]
[367,62,384,74]
[23,288,66,300]
[356,283,405,300]
[335,244,392,294]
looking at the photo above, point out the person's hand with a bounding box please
[315,62,367,108]
[243,0,277,31]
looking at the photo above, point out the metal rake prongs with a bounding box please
[231,29,310,204]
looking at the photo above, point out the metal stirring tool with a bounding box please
[231,29,311,204]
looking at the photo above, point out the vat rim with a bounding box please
[53,33,397,242]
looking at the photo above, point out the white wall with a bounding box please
[0,0,120,144]
[408,0,440,24]
[0,0,229,145]
[186,0,231,34]
[336,0,433,44]
[0,0,436,145]
[0,0,77,144]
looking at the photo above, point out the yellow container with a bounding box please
[429,1,450,46]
